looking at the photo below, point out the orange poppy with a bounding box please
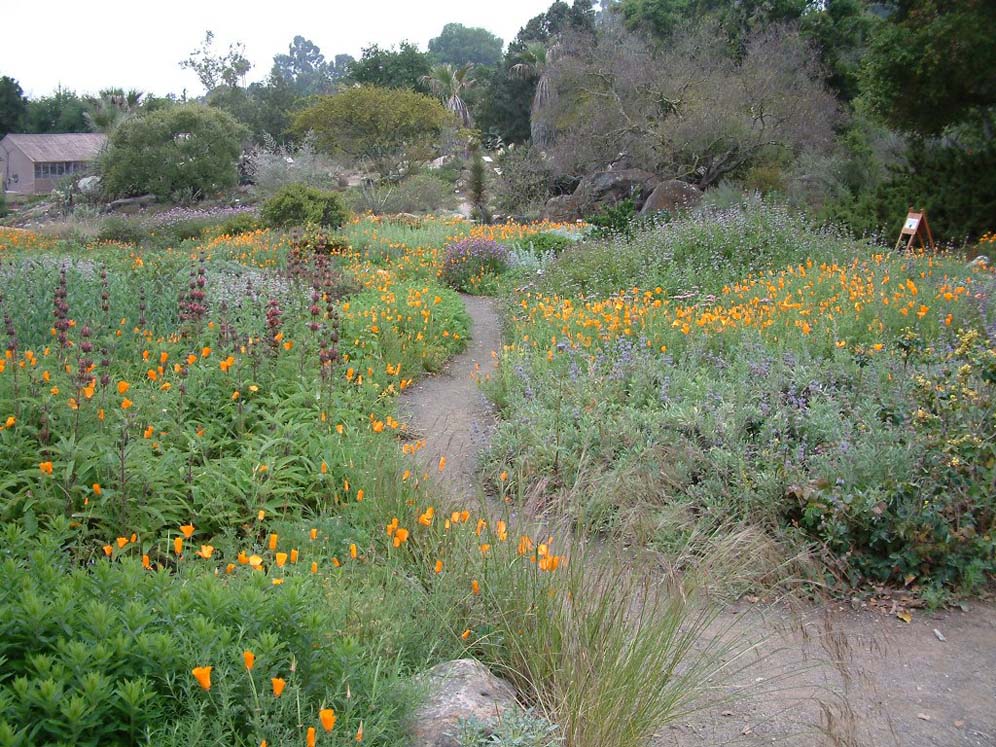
[192,666,212,691]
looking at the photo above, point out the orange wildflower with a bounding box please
[180,524,195,538]
[192,666,212,691]
[39,461,53,474]
[268,533,278,551]
[275,552,288,568]
[243,650,255,671]
[196,545,214,559]
[306,727,316,747]
[271,677,287,697]
[349,543,358,559]
[116,381,130,395]
[320,708,336,732]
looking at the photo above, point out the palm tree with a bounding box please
[84,89,143,132]
[510,42,556,148]
[420,63,476,128]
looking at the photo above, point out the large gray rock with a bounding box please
[76,175,102,196]
[574,168,660,212]
[541,194,582,222]
[639,179,703,216]
[410,659,522,747]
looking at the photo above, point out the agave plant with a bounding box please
[420,63,476,129]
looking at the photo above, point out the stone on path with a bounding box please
[410,659,522,747]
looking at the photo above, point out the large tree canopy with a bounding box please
[348,43,433,92]
[293,85,453,178]
[272,36,352,95]
[545,21,840,188]
[428,23,504,67]
[861,0,996,135]
[0,76,27,136]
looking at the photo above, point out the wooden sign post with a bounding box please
[894,208,936,253]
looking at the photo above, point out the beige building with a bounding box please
[0,133,106,194]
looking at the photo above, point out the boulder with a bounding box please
[409,659,522,747]
[639,179,703,216]
[574,168,660,212]
[76,175,102,196]
[541,194,582,222]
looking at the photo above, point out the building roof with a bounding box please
[1,133,107,163]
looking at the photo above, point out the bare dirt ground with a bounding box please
[399,294,500,504]
[402,294,996,747]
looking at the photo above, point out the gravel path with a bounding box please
[400,293,996,747]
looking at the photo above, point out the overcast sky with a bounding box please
[2,0,555,98]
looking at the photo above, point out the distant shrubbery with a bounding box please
[100,104,246,201]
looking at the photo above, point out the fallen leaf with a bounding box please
[897,609,912,623]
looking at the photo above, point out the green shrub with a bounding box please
[0,192,7,219]
[344,174,456,215]
[261,184,349,229]
[213,212,260,237]
[0,520,416,746]
[511,233,574,257]
[97,216,148,245]
[100,104,246,201]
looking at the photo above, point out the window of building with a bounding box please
[33,161,91,180]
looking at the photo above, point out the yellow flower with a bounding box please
[192,666,212,691]
[275,552,288,568]
[196,545,214,559]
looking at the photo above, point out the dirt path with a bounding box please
[400,294,996,747]
[400,294,500,504]
[660,601,996,747]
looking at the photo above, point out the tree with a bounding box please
[861,0,996,135]
[0,76,27,136]
[83,89,143,132]
[510,42,558,147]
[477,0,596,144]
[100,104,246,199]
[544,21,839,188]
[348,42,433,92]
[293,86,454,178]
[180,30,252,92]
[23,88,88,133]
[428,23,504,67]
[420,64,477,128]
[272,36,349,95]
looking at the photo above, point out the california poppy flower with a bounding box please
[271,677,286,697]
[268,533,278,551]
[197,545,214,559]
[306,727,316,747]
[116,381,130,395]
[39,461,54,475]
[243,650,255,671]
[173,537,183,555]
[180,524,195,539]
[192,666,212,691]
[320,708,336,732]
[275,552,288,568]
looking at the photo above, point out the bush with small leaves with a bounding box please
[261,184,349,229]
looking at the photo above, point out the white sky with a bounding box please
[1,0,555,98]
